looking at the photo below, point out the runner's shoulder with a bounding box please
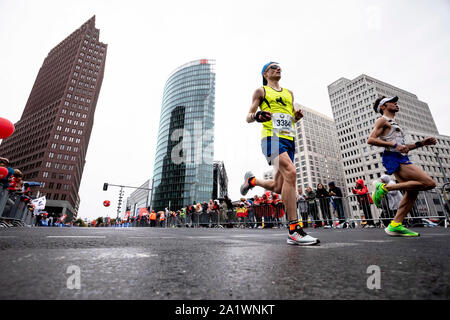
[375,116,390,127]
[253,87,266,100]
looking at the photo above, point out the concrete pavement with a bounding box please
[0,226,448,300]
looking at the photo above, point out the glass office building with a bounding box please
[151,59,216,211]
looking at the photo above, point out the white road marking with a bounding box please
[129,236,175,239]
[46,236,106,239]
[185,236,219,239]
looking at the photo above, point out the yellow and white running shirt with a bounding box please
[259,86,295,141]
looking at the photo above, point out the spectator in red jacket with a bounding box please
[352,179,375,226]
[8,169,24,193]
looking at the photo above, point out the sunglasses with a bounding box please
[266,65,281,72]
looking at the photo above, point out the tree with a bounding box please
[95,217,104,227]
[73,218,86,227]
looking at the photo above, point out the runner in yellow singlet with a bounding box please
[240,62,320,246]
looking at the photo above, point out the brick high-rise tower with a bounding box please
[0,16,107,220]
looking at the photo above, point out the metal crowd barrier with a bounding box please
[0,185,36,227]
[441,183,450,228]
[298,190,448,229]
[130,205,289,229]
[127,188,448,229]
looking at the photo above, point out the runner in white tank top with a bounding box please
[367,96,437,237]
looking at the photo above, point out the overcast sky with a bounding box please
[1,0,449,221]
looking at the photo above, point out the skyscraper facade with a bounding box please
[151,59,216,212]
[328,74,450,195]
[212,161,228,200]
[294,104,346,192]
[0,16,107,220]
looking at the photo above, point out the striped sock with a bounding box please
[289,220,300,232]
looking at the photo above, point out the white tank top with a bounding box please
[379,115,406,153]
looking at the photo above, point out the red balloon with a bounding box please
[0,118,15,139]
[0,167,8,179]
[103,200,110,207]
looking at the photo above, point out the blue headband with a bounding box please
[261,62,278,75]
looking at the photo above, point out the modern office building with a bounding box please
[294,104,346,192]
[327,74,450,193]
[212,161,228,200]
[151,59,216,212]
[125,179,153,218]
[0,16,107,221]
[263,170,274,181]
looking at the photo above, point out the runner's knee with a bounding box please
[422,179,436,190]
[283,167,296,185]
[273,184,282,194]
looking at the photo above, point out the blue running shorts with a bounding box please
[261,136,295,165]
[382,151,412,175]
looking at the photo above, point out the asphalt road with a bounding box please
[0,226,449,300]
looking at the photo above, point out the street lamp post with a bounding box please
[102,182,153,222]
[435,152,449,184]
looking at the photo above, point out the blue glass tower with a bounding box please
[151,59,216,211]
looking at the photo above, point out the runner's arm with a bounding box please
[367,117,409,153]
[247,87,270,123]
[404,137,437,151]
[289,90,303,123]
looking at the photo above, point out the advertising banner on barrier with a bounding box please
[31,196,46,215]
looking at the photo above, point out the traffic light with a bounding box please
[103,183,108,191]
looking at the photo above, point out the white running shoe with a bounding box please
[287,230,320,246]
[240,171,255,196]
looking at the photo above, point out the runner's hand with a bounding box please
[294,109,304,120]
[255,111,272,122]
[396,144,409,154]
[423,137,437,146]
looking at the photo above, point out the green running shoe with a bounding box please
[372,181,388,208]
[385,224,420,237]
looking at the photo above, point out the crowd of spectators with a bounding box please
[0,157,36,227]
[297,181,347,229]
